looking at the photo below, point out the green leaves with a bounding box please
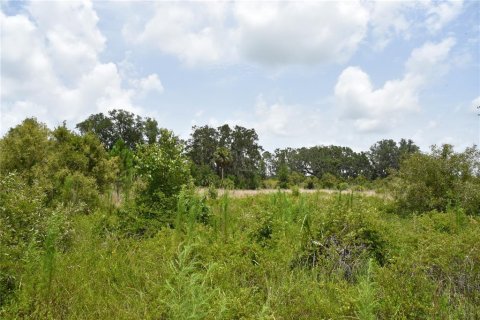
[132,129,192,229]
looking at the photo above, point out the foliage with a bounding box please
[393,144,480,215]
[0,173,72,307]
[133,129,192,227]
[277,163,289,189]
[2,114,479,319]
[0,118,50,184]
[320,172,339,189]
[186,124,263,189]
[369,138,419,179]
[76,109,161,150]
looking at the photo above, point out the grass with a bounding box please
[2,190,479,319]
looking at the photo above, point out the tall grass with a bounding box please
[2,192,479,319]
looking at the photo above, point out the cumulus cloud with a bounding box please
[334,37,456,132]
[124,1,464,67]
[0,1,163,133]
[124,2,234,66]
[425,0,463,33]
[234,1,369,66]
[127,1,368,67]
[368,0,463,49]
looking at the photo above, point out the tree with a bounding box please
[0,118,50,184]
[393,144,480,215]
[277,163,290,189]
[75,113,115,149]
[369,139,400,179]
[134,129,191,220]
[186,124,263,188]
[230,125,263,189]
[214,147,232,181]
[186,125,218,169]
[144,117,160,144]
[76,109,160,150]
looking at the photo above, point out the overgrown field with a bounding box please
[2,191,479,319]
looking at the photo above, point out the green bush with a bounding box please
[0,173,72,307]
[320,173,339,189]
[134,129,192,224]
[304,176,319,189]
[262,178,278,189]
[220,177,235,190]
[291,185,300,197]
[393,145,480,215]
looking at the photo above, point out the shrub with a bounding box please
[132,129,192,228]
[393,145,480,215]
[0,173,72,306]
[277,164,289,189]
[293,206,389,282]
[207,184,218,200]
[320,173,339,189]
[220,177,235,190]
[291,185,300,197]
[304,176,319,190]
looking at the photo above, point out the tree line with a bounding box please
[21,108,421,190]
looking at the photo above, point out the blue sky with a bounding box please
[1,0,479,151]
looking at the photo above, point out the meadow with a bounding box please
[1,117,479,319]
[2,189,479,319]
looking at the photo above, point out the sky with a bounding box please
[1,0,479,152]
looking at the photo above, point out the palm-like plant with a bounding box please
[214,147,232,182]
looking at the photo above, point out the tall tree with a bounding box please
[369,139,400,179]
[76,109,160,150]
[0,118,51,184]
[214,147,232,181]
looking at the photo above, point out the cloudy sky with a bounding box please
[1,0,479,151]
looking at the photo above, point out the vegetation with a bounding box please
[1,113,479,319]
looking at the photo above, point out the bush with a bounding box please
[133,130,192,228]
[220,177,235,190]
[289,172,304,186]
[393,145,480,215]
[277,164,289,189]
[304,176,319,190]
[293,206,389,282]
[320,173,339,189]
[207,184,218,200]
[0,173,72,306]
[262,178,278,189]
[291,185,300,197]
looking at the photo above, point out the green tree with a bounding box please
[144,117,160,144]
[393,144,480,215]
[214,147,232,182]
[134,129,192,223]
[277,163,290,189]
[0,118,50,184]
[369,139,400,179]
[230,125,263,189]
[76,109,160,150]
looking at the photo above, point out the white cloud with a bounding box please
[127,1,369,67]
[335,37,456,132]
[368,0,463,50]
[131,74,164,97]
[368,1,414,49]
[124,1,464,66]
[125,2,234,66]
[234,1,369,66]
[1,1,162,133]
[425,0,463,33]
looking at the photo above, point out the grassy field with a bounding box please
[2,190,479,319]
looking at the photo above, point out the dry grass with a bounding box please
[199,188,379,198]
